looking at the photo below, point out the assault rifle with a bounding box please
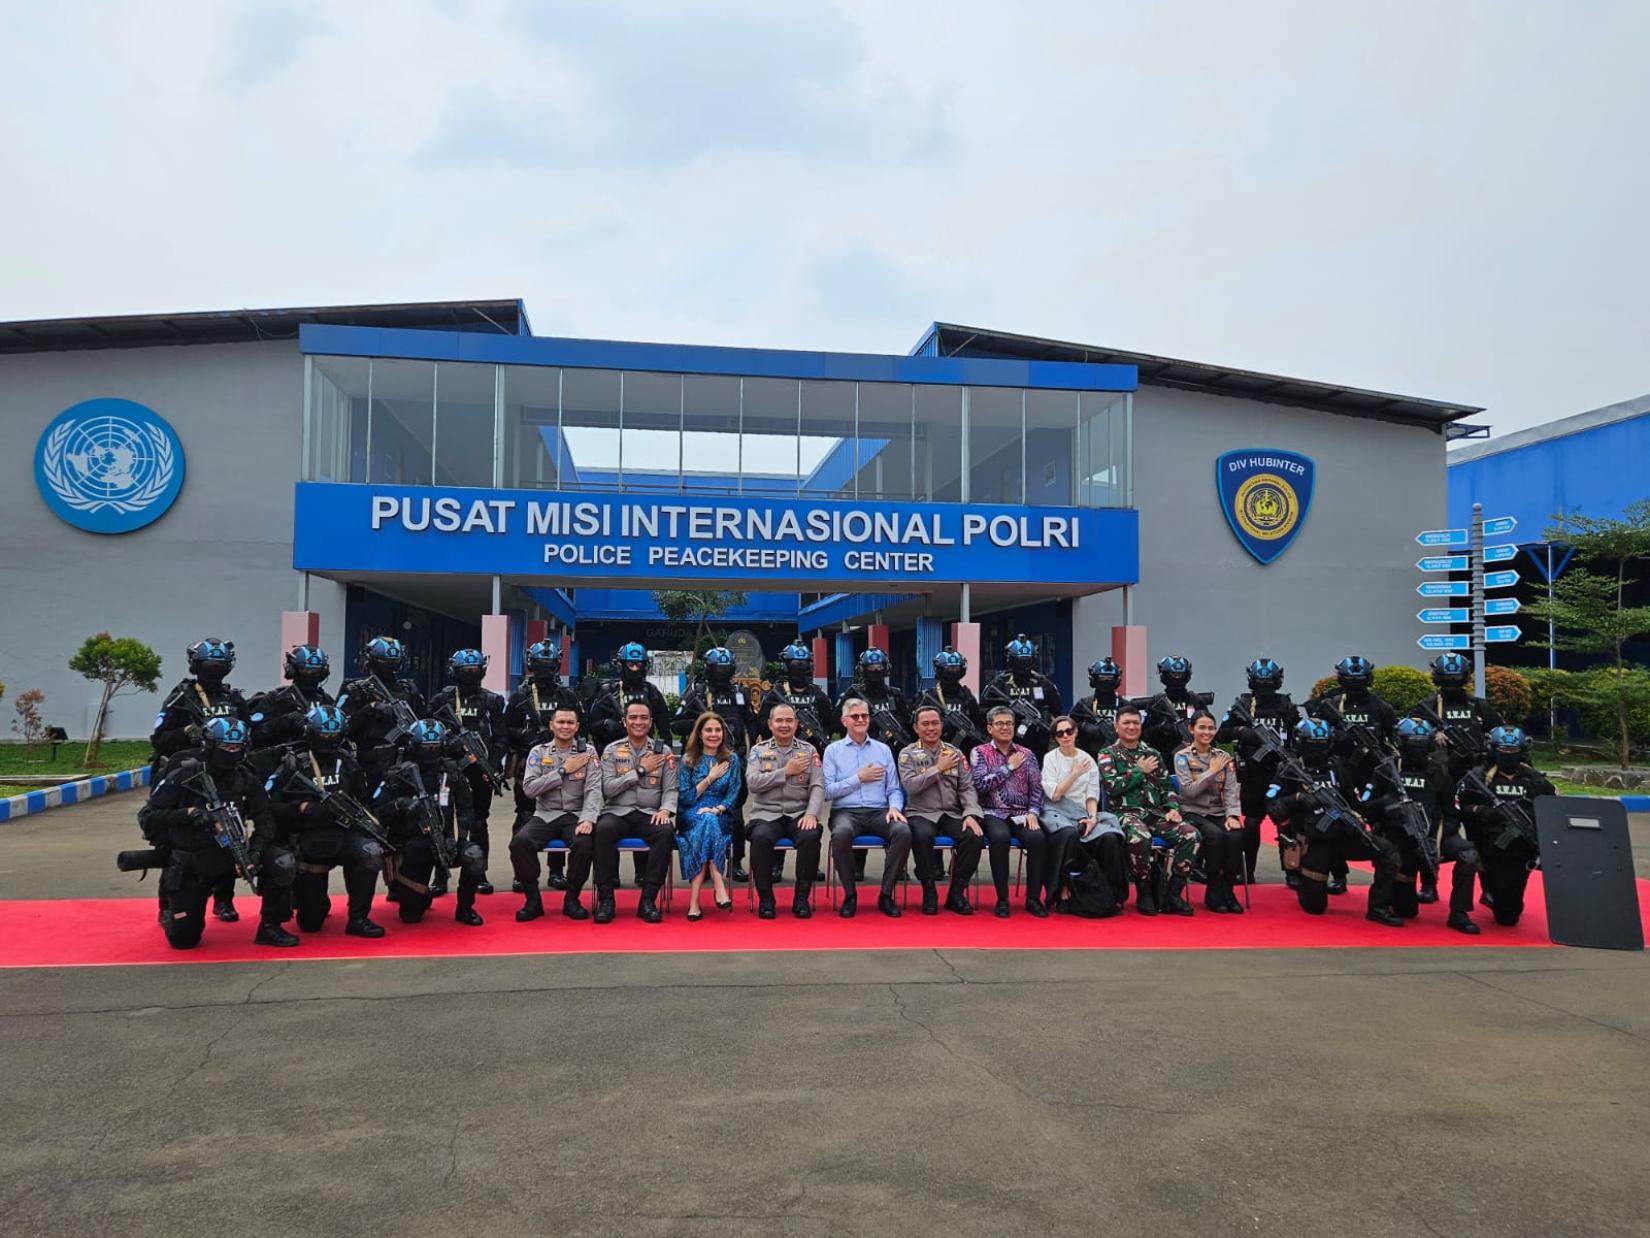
[1313,700,1437,878]
[1409,700,1491,767]
[1225,701,1376,847]
[1074,697,1119,751]
[362,673,421,746]
[1133,691,1214,751]
[404,764,458,869]
[276,762,397,856]
[180,763,260,892]
[924,689,985,752]
[868,700,913,750]
[1460,768,1539,852]
[435,703,504,796]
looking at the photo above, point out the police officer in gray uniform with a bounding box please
[509,704,605,922]
[592,700,679,924]
[898,705,986,916]
[744,703,827,919]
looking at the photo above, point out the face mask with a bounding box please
[209,747,242,771]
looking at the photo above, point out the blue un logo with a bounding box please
[34,398,186,534]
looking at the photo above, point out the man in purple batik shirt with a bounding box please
[970,706,1051,919]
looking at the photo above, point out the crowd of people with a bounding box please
[127,632,1555,950]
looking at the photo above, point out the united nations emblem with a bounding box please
[1215,449,1314,565]
[34,398,186,535]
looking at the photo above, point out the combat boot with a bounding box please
[344,916,385,938]
[593,887,616,924]
[1447,910,1481,935]
[920,883,939,916]
[1365,905,1404,927]
[516,893,545,923]
[562,894,590,921]
[1165,878,1194,917]
[254,921,299,948]
[1135,881,1158,916]
[637,889,663,923]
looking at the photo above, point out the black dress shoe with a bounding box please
[730,864,750,883]
[1366,906,1404,927]
[877,892,901,918]
[1025,898,1049,919]
[548,872,568,891]
[254,922,299,948]
[945,890,974,916]
[214,898,239,923]
[475,880,495,896]
[1447,911,1481,935]
[344,916,385,938]
[994,900,1011,919]
[921,885,939,916]
[793,899,813,919]
[516,899,545,923]
[637,895,663,924]
[758,897,777,920]
[562,896,590,921]
[1327,876,1348,895]
[1417,883,1439,904]
[455,907,484,927]
[838,895,857,919]
[594,897,616,924]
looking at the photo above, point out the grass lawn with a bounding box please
[1524,743,1640,799]
[0,739,151,778]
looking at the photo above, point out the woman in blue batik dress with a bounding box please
[677,711,743,920]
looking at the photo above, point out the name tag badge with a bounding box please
[735,691,745,705]
[1032,687,1044,701]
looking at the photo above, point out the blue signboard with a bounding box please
[1416,554,1469,572]
[1416,528,1468,547]
[1214,449,1314,565]
[1418,634,1472,651]
[1485,625,1522,643]
[1484,569,1520,589]
[1485,597,1521,616]
[1483,544,1518,563]
[291,484,1140,587]
[1483,515,1518,537]
[1417,607,1470,624]
[1417,581,1470,597]
[34,398,186,534]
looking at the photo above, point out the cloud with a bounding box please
[221,0,326,87]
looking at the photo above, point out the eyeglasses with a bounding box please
[1053,727,1075,737]
[990,718,1014,727]
[845,711,869,720]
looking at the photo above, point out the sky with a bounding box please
[2,0,1646,439]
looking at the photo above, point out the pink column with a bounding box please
[279,611,320,678]
[1112,625,1148,698]
[481,614,511,694]
[811,636,829,685]
[867,623,889,654]
[951,622,981,694]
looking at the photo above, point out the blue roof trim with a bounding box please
[300,324,1137,392]
[798,591,922,630]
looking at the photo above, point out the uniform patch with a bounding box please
[1216,449,1315,565]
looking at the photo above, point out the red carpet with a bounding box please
[4,874,1639,968]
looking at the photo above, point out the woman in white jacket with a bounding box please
[1042,716,1124,909]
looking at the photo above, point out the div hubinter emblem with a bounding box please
[34,398,186,535]
[1215,449,1314,566]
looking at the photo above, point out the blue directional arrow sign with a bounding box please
[1483,543,1518,563]
[1418,607,1470,623]
[1485,597,1521,616]
[1418,580,1470,597]
[1484,569,1520,589]
[1416,554,1469,572]
[1418,634,1472,651]
[1416,528,1469,547]
[1485,625,1522,643]
[1483,516,1518,537]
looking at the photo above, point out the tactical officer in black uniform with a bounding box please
[913,646,986,755]
[371,719,487,926]
[265,705,388,939]
[1457,726,1554,928]
[139,717,299,949]
[1310,655,1399,895]
[1266,717,1402,926]
[247,645,336,770]
[1071,657,1124,759]
[1410,652,1504,903]
[758,641,837,753]
[1385,718,1481,934]
[981,634,1062,757]
[673,646,758,878]
[837,648,912,753]
[150,637,248,923]
[429,648,506,895]
[503,638,582,891]
[337,636,428,788]
[1217,658,1302,883]
[1136,654,1213,762]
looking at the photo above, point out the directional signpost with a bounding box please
[1416,509,1522,691]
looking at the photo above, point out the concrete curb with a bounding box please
[1624,795,1650,812]
[0,766,150,823]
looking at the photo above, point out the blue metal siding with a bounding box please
[1449,414,1650,538]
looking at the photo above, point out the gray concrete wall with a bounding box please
[1073,386,1448,708]
[0,342,306,740]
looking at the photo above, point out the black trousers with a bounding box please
[513,778,564,874]
[982,814,1046,903]
[460,764,495,873]
[162,840,295,950]
[1385,829,1480,917]
[509,812,594,896]
[1239,780,1272,881]
[1296,824,1396,916]
[907,814,984,893]
[1476,834,1536,926]
[293,829,382,929]
[748,815,824,898]
[828,808,912,898]
[593,811,674,894]
[1184,812,1245,890]
[393,834,484,921]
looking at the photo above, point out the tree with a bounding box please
[1527,500,1650,767]
[651,589,749,649]
[12,689,45,755]
[69,633,162,767]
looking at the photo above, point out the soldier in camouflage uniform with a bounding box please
[1095,705,1198,916]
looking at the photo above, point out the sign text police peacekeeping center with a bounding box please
[293,484,1141,587]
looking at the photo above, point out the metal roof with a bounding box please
[910,322,1484,432]
[0,299,530,355]
[1448,391,1650,463]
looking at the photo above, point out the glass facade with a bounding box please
[304,356,1132,507]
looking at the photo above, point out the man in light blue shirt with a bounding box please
[823,697,910,919]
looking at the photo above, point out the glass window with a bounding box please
[501,364,563,490]
[741,377,803,492]
[855,382,915,501]
[367,359,436,485]
[914,385,963,502]
[307,355,369,481]
[1025,389,1078,507]
[1078,392,1129,507]
[434,362,497,488]
[798,380,857,500]
[619,370,681,493]
[967,386,1023,504]
[682,375,741,494]
[560,369,621,490]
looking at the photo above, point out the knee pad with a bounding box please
[460,843,486,877]
[355,841,384,869]
[1456,846,1479,871]
[165,917,204,949]
[297,909,328,933]
[1493,909,1521,927]
[265,849,298,888]
[1296,876,1329,915]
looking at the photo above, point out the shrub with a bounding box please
[1484,665,1533,726]
[12,689,46,753]
[1310,666,1433,712]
